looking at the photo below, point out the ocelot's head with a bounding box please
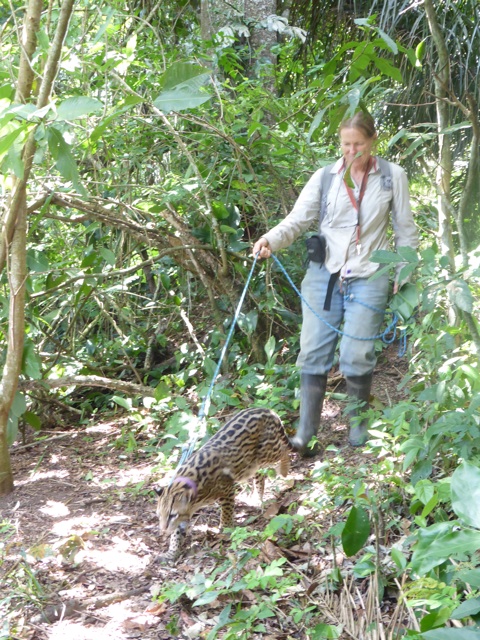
[154,476,198,533]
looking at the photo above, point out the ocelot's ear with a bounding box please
[154,486,163,497]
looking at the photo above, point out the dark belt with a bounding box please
[323,271,340,311]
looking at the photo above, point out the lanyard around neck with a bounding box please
[343,157,373,254]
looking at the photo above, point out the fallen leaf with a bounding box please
[144,601,168,616]
[122,614,156,631]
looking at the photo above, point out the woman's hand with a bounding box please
[252,237,272,259]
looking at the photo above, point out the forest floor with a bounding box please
[0,344,412,640]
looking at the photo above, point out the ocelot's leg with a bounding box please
[159,522,187,563]
[219,483,236,529]
[253,472,265,503]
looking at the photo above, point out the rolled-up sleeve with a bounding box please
[391,166,418,251]
[262,168,324,251]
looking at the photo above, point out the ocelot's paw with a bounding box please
[155,551,180,565]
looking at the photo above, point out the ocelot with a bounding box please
[155,407,292,562]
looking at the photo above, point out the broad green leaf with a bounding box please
[153,86,211,113]
[7,414,19,446]
[11,391,27,417]
[264,336,276,361]
[22,341,42,379]
[422,629,480,639]
[451,462,480,528]
[193,590,222,607]
[457,569,480,588]
[99,247,116,266]
[374,57,403,83]
[419,607,453,632]
[342,505,370,557]
[154,62,212,113]
[370,249,404,264]
[376,28,398,54]
[0,123,28,155]
[161,62,211,90]
[410,522,480,575]
[112,396,132,410]
[390,283,419,321]
[447,280,474,313]
[397,246,419,263]
[56,96,103,121]
[415,479,434,505]
[451,596,480,620]
[310,623,341,639]
[47,127,87,195]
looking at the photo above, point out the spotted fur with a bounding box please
[155,407,292,562]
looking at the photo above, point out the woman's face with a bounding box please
[340,127,376,168]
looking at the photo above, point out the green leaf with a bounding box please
[342,505,370,557]
[22,341,42,379]
[457,569,480,588]
[112,396,132,410]
[370,249,404,264]
[0,123,28,155]
[422,629,480,639]
[451,462,480,528]
[451,596,480,620]
[153,87,211,113]
[390,283,419,321]
[193,590,222,607]
[56,97,103,121]
[47,127,87,195]
[374,57,403,83]
[99,247,116,266]
[420,607,453,632]
[264,336,276,361]
[310,623,341,639]
[409,522,480,575]
[161,62,211,90]
[447,280,474,314]
[154,63,212,113]
[376,28,398,54]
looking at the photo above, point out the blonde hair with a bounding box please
[339,112,377,139]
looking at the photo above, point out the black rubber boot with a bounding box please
[345,373,373,447]
[291,373,328,457]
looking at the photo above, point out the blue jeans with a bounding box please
[296,264,390,377]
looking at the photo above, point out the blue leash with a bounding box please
[173,251,406,470]
[270,253,407,355]
[174,252,260,470]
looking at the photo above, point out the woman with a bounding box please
[252,111,418,454]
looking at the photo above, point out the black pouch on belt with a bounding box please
[305,234,326,266]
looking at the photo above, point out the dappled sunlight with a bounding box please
[39,500,71,518]
[48,620,130,640]
[114,463,154,487]
[85,535,150,573]
[51,514,102,537]
[16,468,70,486]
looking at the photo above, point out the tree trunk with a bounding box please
[423,0,455,271]
[0,0,77,496]
[201,0,277,85]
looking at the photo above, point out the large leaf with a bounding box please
[409,522,480,576]
[153,62,212,113]
[47,127,86,195]
[422,629,480,639]
[451,462,480,528]
[342,506,370,557]
[56,96,103,121]
[451,596,480,620]
[390,283,419,321]
[447,280,474,313]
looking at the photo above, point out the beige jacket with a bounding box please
[262,157,418,279]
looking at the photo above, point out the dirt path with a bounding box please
[1,346,409,639]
